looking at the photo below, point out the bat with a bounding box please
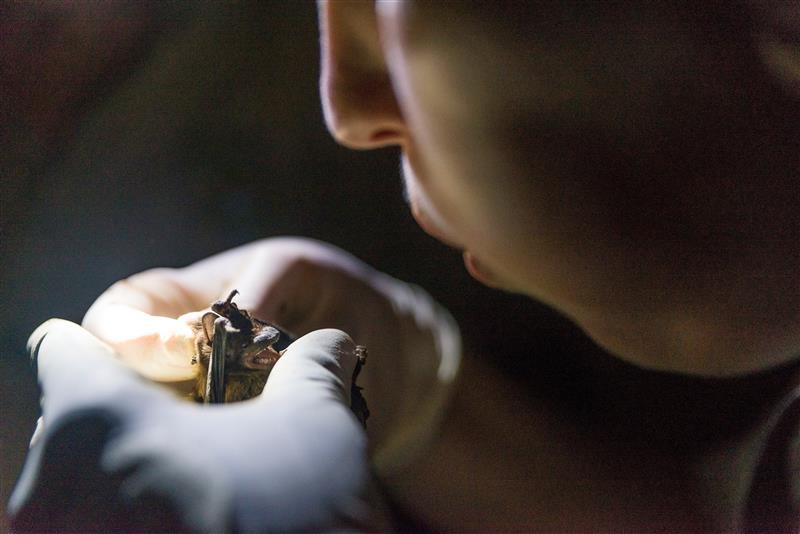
[187,290,369,426]
[187,289,288,403]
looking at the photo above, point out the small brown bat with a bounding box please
[188,290,284,403]
[187,290,369,427]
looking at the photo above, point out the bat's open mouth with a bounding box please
[242,346,281,370]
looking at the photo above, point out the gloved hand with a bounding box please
[81,237,461,473]
[9,319,385,532]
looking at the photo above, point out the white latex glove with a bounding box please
[9,320,386,532]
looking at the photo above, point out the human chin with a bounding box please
[400,154,463,249]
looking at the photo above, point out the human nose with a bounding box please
[318,0,407,150]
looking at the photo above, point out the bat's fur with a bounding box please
[186,292,281,403]
[188,327,273,402]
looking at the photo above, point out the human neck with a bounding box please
[578,294,800,378]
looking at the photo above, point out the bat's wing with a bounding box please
[206,316,232,404]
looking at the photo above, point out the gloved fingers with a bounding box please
[261,328,358,407]
[28,319,170,422]
[231,252,321,336]
[29,416,45,448]
[344,273,463,476]
[175,309,206,327]
[224,238,376,336]
[223,328,372,531]
[83,307,199,382]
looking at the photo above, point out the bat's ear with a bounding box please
[202,312,219,345]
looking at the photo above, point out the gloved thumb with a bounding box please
[27,319,165,422]
[261,328,359,408]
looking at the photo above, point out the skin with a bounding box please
[319,0,800,377]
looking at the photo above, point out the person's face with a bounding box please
[318,1,800,374]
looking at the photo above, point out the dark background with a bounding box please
[0,2,593,526]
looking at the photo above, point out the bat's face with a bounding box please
[198,312,282,373]
[188,290,292,403]
[185,290,368,423]
[188,291,290,403]
[190,320,279,402]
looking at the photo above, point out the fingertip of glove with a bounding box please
[311,328,356,348]
[273,328,359,389]
[294,329,357,363]
[27,319,72,364]
[27,319,117,371]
